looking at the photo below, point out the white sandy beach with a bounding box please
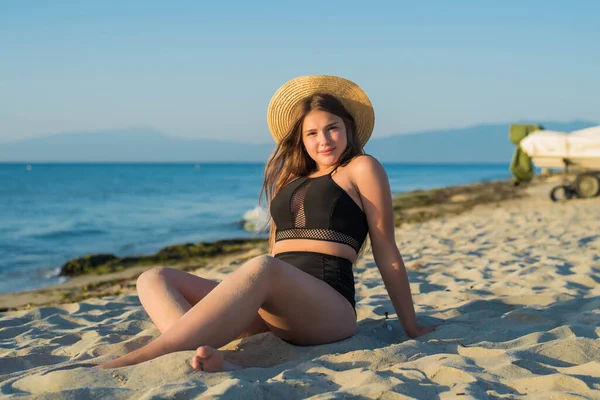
[1,181,599,399]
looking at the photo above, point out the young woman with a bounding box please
[96,75,437,371]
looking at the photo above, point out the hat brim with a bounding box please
[267,75,375,147]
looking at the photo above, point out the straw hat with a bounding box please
[267,75,375,147]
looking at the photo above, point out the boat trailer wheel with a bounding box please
[550,185,577,202]
[574,173,600,198]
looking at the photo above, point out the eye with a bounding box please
[329,125,339,131]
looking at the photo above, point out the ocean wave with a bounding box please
[42,266,64,280]
[31,228,108,240]
[0,269,68,294]
[240,206,270,232]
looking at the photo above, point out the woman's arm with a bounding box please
[351,155,434,338]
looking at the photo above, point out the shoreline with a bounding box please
[0,174,564,312]
[0,162,514,297]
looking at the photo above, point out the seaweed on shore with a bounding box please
[59,238,268,277]
[392,179,527,226]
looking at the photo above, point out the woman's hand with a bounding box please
[406,324,441,338]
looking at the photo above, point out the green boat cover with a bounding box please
[509,124,543,183]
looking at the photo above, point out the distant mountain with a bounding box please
[365,120,598,163]
[0,128,275,162]
[1,121,597,163]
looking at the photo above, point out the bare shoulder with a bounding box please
[343,155,387,185]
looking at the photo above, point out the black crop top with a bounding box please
[270,171,369,252]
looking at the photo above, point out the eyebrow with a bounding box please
[304,122,339,134]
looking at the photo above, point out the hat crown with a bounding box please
[267,75,375,147]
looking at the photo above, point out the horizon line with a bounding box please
[2,119,598,145]
[0,161,511,166]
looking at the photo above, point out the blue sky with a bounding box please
[1,1,598,144]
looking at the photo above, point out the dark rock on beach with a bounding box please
[59,254,119,276]
[392,178,528,226]
[59,238,268,277]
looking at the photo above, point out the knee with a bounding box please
[136,266,171,291]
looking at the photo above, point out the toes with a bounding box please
[192,346,217,371]
[192,346,224,372]
[191,356,203,370]
[195,346,213,359]
[191,346,225,372]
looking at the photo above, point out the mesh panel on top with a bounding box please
[275,228,361,252]
[290,179,311,228]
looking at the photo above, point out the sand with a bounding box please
[1,182,599,399]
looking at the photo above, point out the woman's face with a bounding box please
[301,110,348,171]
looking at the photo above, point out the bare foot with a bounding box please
[191,346,242,372]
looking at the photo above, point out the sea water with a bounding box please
[0,162,510,294]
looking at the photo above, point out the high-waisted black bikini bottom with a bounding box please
[274,251,356,311]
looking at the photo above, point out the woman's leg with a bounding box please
[136,267,269,338]
[96,255,356,370]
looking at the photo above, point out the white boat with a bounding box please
[519,125,600,199]
[520,126,600,170]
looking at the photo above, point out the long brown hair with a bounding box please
[259,93,366,253]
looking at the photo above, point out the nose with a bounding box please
[318,130,332,144]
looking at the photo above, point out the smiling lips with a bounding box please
[320,147,335,154]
